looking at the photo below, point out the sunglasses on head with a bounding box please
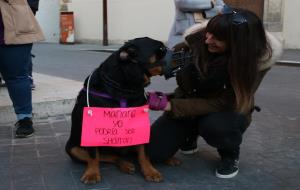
[221,5,248,25]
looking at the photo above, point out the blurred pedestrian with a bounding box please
[0,0,44,137]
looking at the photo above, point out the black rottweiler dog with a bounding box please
[65,37,167,184]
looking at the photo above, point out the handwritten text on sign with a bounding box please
[81,105,150,147]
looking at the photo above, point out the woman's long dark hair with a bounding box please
[197,9,272,113]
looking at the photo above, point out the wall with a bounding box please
[36,0,60,43]
[67,0,102,43]
[283,0,300,49]
[264,0,283,32]
[68,0,174,44]
[36,0,300,49]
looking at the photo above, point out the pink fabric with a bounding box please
[147,92,168,110]
[81,105,151,147]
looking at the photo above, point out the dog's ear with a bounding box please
[119,46,138,61]
[119,51,129,61]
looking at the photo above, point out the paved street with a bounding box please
[0,43,299,190]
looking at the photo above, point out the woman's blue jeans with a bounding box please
[0,43,33,120]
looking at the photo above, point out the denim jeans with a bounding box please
[0,43,33,120]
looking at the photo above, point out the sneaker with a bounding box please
[179,137,198,155]
[15,117,34,138]
[215,158,239,178]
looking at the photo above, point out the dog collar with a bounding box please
[82,88,127,108]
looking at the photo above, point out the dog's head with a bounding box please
[117,37,167,86]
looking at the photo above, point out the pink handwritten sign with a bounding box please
[81,105,150,147]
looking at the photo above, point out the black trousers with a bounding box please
[146,112,248,162]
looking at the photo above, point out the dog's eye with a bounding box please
[156,47,167,60]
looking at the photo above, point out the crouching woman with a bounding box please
[146,8,282,178]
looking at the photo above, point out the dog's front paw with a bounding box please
[80,168,101,184]
[142,168,163,182]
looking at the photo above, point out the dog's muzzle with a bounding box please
[136,47,193,80]
[159,49,193,79]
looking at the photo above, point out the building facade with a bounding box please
[36,0,299,49]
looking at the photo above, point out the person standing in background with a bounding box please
[0,0,44,137]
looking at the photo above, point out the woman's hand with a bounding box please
[147,92,170,111]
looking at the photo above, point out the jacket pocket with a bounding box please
[9,3,36,34]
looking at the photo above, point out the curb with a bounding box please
[0,73,82,124]
[276,60,300,67]
[0,99,75,124]
[80,49,117,53]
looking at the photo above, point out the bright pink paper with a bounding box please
[81,105,150,147]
